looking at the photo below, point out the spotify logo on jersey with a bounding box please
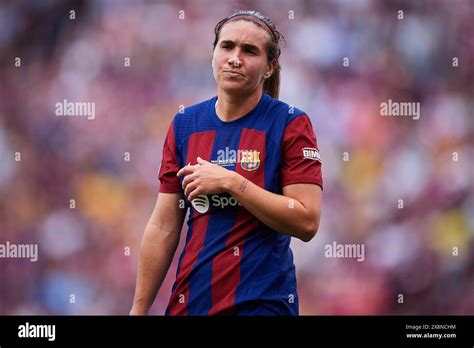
[191,194,242,213]
[191,195,210,214]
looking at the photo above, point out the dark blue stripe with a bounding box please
[234,101,299,313]
[187,128,242,315]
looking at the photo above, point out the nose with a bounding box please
[227,47,242,67]
[228,56,242,68]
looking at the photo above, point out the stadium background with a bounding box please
[0,0,472,315]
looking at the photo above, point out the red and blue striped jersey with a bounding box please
[158,93,323,315]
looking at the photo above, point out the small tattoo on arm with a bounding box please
[239,179,249,193]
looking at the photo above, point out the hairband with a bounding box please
[223,15,276,42]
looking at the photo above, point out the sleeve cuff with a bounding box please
[159,183,182,193]
[281,176,323,190]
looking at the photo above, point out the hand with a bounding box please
[177,157,235,201]
[129,305,148,316]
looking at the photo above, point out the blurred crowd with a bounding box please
[0,0,472,315]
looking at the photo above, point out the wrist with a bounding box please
[130,299,151,315]
[130,305,148,315]
[222,171,240,195]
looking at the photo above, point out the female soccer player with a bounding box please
[130,10,323,316]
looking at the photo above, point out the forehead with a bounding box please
[218,20,271,48]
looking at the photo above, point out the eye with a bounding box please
[245,48,258,56]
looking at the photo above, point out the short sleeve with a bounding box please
[158,121,182,193]
[280,115,323,189]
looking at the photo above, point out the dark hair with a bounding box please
[213,10,285,99]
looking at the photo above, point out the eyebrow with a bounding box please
[220,40,261,53]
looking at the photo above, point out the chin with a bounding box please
[220,82,247,94]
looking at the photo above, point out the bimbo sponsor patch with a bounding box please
[302,147,321,162]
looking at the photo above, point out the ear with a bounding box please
[264,60,277,79]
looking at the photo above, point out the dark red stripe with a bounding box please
[209,129,266,315]
[158,121,181,193]
[168,130,215,315]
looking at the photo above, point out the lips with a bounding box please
[223,70,244,77]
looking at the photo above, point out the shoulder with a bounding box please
[173,97,215,125]
[263,93,309,127]
[171,96,216,143]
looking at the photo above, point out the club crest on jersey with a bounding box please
[302,147,321,162]
[240,150,260,171]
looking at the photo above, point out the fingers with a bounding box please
[187,187,202,202]
[184,180,199,200]
[197,156,211,165]
[181,172,196,190]
[179,157,213,200]
[178,157,211,177]
[177,163,198,177]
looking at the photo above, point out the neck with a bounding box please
[215,88,263,122]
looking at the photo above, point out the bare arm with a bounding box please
[180,157,322,242]
[225,176,322,242]
[130,192,186,315]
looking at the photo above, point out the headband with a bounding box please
[223,15,276,42]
